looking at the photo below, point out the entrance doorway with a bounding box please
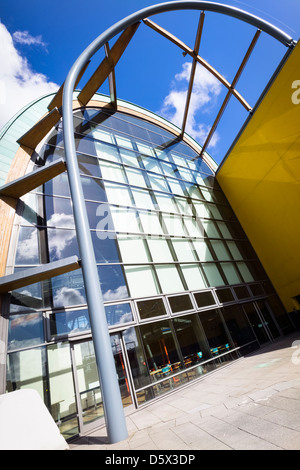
[71,334,134,435]
[242,300,281,345]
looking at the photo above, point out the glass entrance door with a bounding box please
[242,301,281,345]
[71,335,134,434]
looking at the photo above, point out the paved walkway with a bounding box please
[70,332,300,450]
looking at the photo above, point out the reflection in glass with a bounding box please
[15,227,39,265]
[77,154,101,177]
[194,291,216,308]
[92,232,121,263]
[123,327,151,391]
[221,304,257,351]
[137,298,167,320]
[49,309,90,337]
[81,176,107,202]
[173,315,211,365]
[48,228,79,262]
[168,294,193,314]
[50,270,86,308]
[105,303,133,326]
[139,320,180,377]
[7,312,44,351]
[98,265,129,302]
[45,196,74,228]
[199,309,231,355]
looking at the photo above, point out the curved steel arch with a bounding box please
[61,2,295,444]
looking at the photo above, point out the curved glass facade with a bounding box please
[5,107,293,439]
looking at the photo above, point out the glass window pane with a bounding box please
[202,220,220,238]
[184,218,204,238]
[160,161,177,177]
[78,154,101,177]
[116,135,133,149]
[99,161,127,183]
[227,241,243,260]
[48,228,79,262]
[15,227,39,265]
[45,196,74,228]
[104,182,132,206]
[142,157,162,173]
[98,265,129,301]
[105,302,133,326]
[194,291,216,308]
[139,320,180,372]
[234,285,250,299]
[119,148,139,167]
[95,141,120,162]
[181,264,207,290]
[168,294,193,313]
[92,128,114,144]
[192,201,210,218]
[199,309,231,353]
[111,207,140,233]
[163,214,186,236]
[203,264,225,287]
[139,211,163,235]
[193,240,214,261]
[147,238,173,262]
[50,270,86,308]
[175,197,193,215]
[221,304,256,349]
[6,347,47,401]
[148,174,169,192]
[237,262,255,282]
[125,265,160,297]
[173,315,211,365]
[91,232,121,262]
[81,176,107,202]
[154,192,177,212]
[211,240,231,260]
[125,167,147,187]
[215,288,235,303]
[167,179,185,196]
[137,298,167,320]
[136,142,154,156]
[50,309,90,337]
[47,343,79,437]
[118,236,149,263]
[132,188,154,209]
[155,265,184,294]
[7,312,44,351]
[86,201,114,231]
[221,263,242,284]
[44,172,70,197]
[172,239,196,262]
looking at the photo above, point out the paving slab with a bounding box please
[69,332,300,451]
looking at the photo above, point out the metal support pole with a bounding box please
[62,1,294,444]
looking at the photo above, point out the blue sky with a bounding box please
[1,0,300,164]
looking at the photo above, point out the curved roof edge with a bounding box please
[0,90,217,187]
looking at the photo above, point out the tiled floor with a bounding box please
[69,332,300,450]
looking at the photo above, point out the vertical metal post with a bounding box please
[62,70,127,445]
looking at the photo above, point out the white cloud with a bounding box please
[12,30,47,48]
[160,62,222,148]
[0,22,59,130]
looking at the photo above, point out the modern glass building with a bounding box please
[0,2,299,443]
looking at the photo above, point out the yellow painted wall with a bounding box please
[217,40,300,312]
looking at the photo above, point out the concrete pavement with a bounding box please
[69,332,300,450]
